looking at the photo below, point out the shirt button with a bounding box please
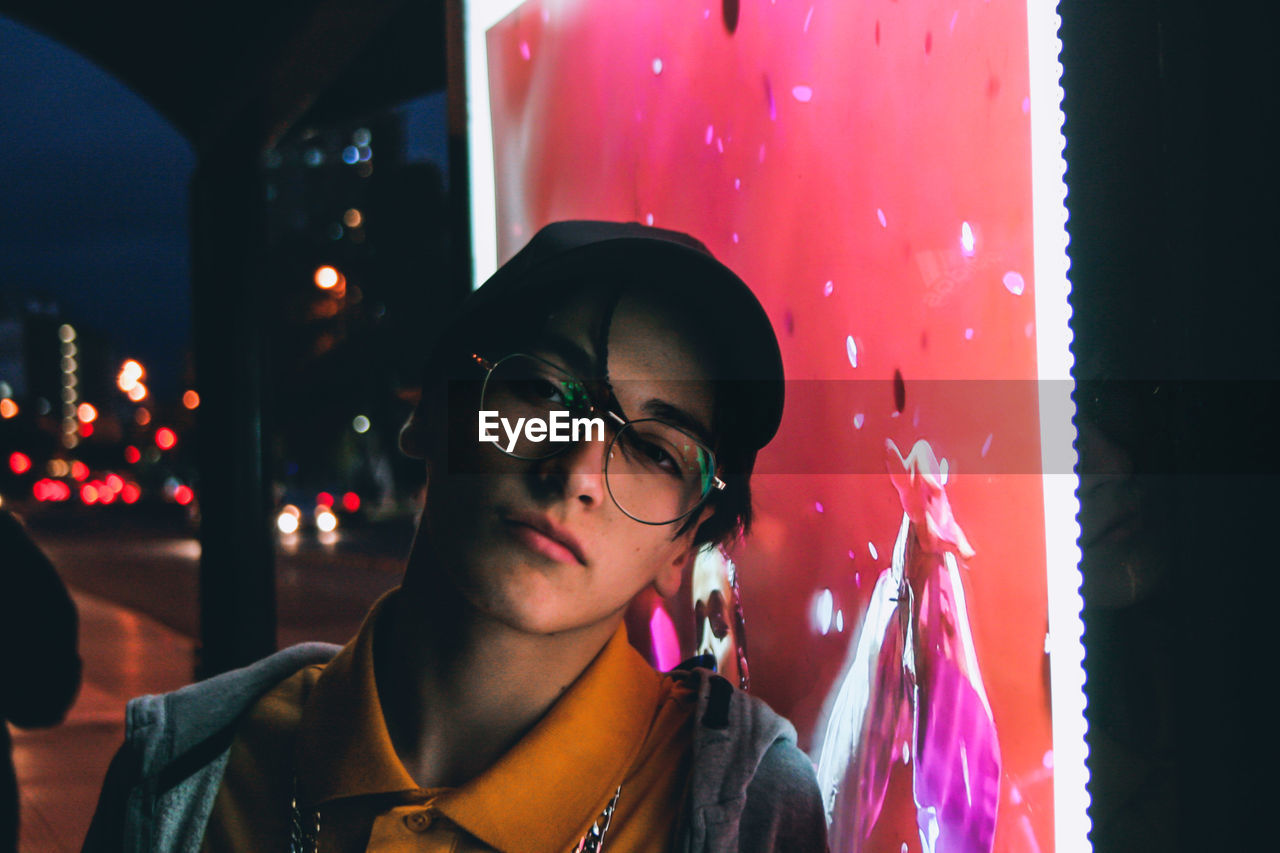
[404,811,432,833]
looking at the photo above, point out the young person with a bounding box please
[83,220,827,852]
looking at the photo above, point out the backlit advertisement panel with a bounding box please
[462,2,1083,850]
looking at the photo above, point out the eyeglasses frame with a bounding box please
[471,352,727,525]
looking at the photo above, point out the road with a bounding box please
[23,506,417,650]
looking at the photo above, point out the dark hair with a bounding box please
[589,276,757,551]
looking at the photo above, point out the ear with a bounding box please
[399,409,429,459]
[653,546,692,599]
[654,507,711,598]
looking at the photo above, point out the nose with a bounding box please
[530,435,609,508]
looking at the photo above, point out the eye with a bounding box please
[529,376,568,405]
[638,438,678,469]
[623,433,684,477]
[706,590,730,640]
[511,361,582,409]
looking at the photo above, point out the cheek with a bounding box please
[611,528,687,580]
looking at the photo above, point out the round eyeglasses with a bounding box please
[475,353,725,525]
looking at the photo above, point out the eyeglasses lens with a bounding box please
[606,420,714,524]
[481,355,588,459]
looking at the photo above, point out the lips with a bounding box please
[501,511,588,566]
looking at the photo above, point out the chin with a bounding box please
[451,555,572,633]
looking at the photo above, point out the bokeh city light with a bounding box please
[313,265,340,289]
[155,427,177,450]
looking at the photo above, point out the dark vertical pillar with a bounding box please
[445,0,472,292]
[191,143,276,677]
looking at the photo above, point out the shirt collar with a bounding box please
[294,588,663,852]
[296,589,420,806]
[434,622,661,852]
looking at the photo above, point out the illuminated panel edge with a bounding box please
[1028,1,1091,851]
[464,0,524,288]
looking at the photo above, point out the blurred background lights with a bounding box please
[0,399,17,419]
[815,588,835,635]
[9,452,31,475]
[173,485,194,506]
[135,408,151,425]
[71,461,88,481]
[155,427,177,450]
[33,479,71,502]
[57,324,75,343]
[342,145,359,165]
[352,127,371,146]
[315,507,338,533]
[277,504,302,535]
[314,265,340,289]
[316,491,334,508]
[352,415,370,433]
[76,402,98,423]
[182,390,200,409]
[127,383,148,402]
[124,446,141,464]
[343,208,363,228]
[117,359,144,391]
[342,491,360,513]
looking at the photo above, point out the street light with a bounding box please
[314,265,341,290]
[118,359,145,392]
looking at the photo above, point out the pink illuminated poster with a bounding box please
[462,1,1083,851]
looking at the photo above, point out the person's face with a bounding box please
[416,289,716,637]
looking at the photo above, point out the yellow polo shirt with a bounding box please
[202,590,695,852]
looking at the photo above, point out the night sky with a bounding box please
[1,15,196,396]
[1,14,449,401]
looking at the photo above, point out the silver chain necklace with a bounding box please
[289,782,622,853]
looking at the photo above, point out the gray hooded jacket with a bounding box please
[81,644,827,852]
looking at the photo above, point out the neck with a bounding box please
[374,546,621,789]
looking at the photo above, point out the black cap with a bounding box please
[424,220,785,451]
